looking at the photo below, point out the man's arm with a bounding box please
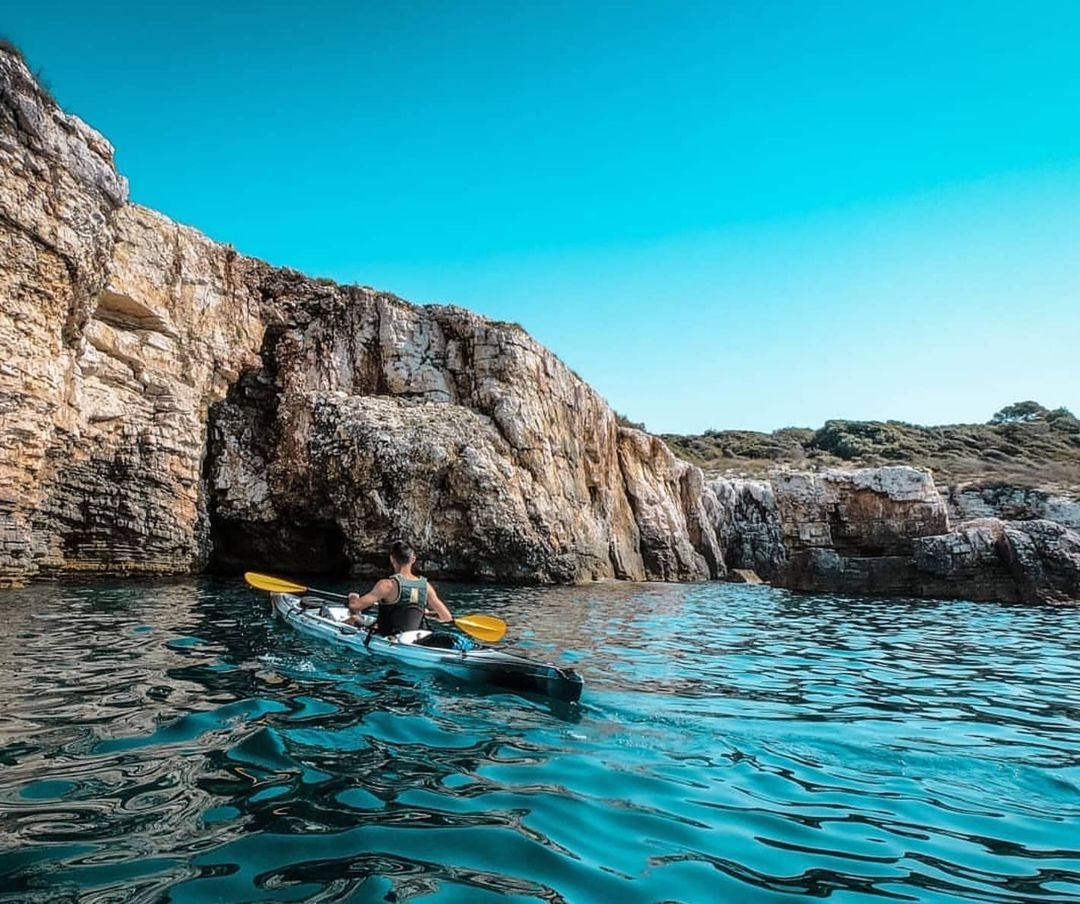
[425,583,453,624]
[347,579,396,618]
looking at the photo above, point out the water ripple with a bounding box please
[1,579,1079,901]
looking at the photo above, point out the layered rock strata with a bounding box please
[711,468,1080,603]
[0,47,716,586]
[945,482,1080,532]
[204,280,719,583]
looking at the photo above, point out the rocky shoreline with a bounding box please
[708,469,1080,603]
[2,47,1078,601]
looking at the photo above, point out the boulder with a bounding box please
[705,477,786,578]
[914,517,1080,603]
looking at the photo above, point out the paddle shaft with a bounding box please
[299,585,350,602]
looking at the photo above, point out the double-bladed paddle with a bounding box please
[243,571,507,643]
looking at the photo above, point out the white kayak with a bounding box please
[270,592,584,702]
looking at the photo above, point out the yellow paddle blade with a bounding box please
[244,572,310,595]
[454,613,506,643]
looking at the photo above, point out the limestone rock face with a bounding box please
[0,49,256,583]
[212,389,629,582]
[2,196,266,582]
[772,467,949,555]
[771,467,950,592]
[705,477,786,578]
[48,205,265,573]
[998,519,1080,603]
[616,428,722,580]
[205,281,720,583]
[946,482,1080,532]
[1,49,126,581]
[914,518,1080,603]
[912,518,1022,601]
[709,466,1079,601]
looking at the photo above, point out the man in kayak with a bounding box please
[345,540,454,637]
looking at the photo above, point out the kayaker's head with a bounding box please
[389,540,416,573]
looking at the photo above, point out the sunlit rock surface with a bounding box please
[715,468,1080,602]
[0,47,715,585]
[204,287,720,583]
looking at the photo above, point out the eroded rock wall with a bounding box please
[0,47,718,586]
[204,279,719,582]
[773,467,949,594]
[945,482,1080,532]
[712,466,1080,602]
[1,50,127,581]
[705,477,786,579]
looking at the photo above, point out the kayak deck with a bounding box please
[270,593,583,703]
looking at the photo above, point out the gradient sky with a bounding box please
[6,1,1079,432]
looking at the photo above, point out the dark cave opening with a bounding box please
[208,516,350,575]
[201,344,351,577]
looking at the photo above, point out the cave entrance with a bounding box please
[208,516,350,576]
[202,359,351,577]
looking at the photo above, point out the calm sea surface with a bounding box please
[1,579,1078,903]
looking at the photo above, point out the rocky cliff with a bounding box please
[709,468,1080,603]
[204,272,720,583]
[0,47,715,587]
[945,481,1080,532]
[1,48,1077,601]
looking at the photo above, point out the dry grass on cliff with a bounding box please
[664,406,1080,489]
[0,37,58,108]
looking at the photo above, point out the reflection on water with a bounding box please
[1,578,1079,902]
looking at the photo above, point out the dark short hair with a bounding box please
[390,540,415,565]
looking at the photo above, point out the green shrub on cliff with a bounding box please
[992,401,1051,423]
[663,402,1080,488]
[615,412,647,431]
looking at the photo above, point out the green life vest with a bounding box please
[376,575,428,636]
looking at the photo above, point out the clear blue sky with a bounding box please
[6,1,1079,432]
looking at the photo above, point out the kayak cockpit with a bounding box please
[289,597,457,648]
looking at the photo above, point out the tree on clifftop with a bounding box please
[991,401,1049,424]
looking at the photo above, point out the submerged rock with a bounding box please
[726,569,763,584]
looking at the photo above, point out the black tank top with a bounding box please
[376,575,428,636]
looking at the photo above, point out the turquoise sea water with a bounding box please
[1,579,1078,903]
